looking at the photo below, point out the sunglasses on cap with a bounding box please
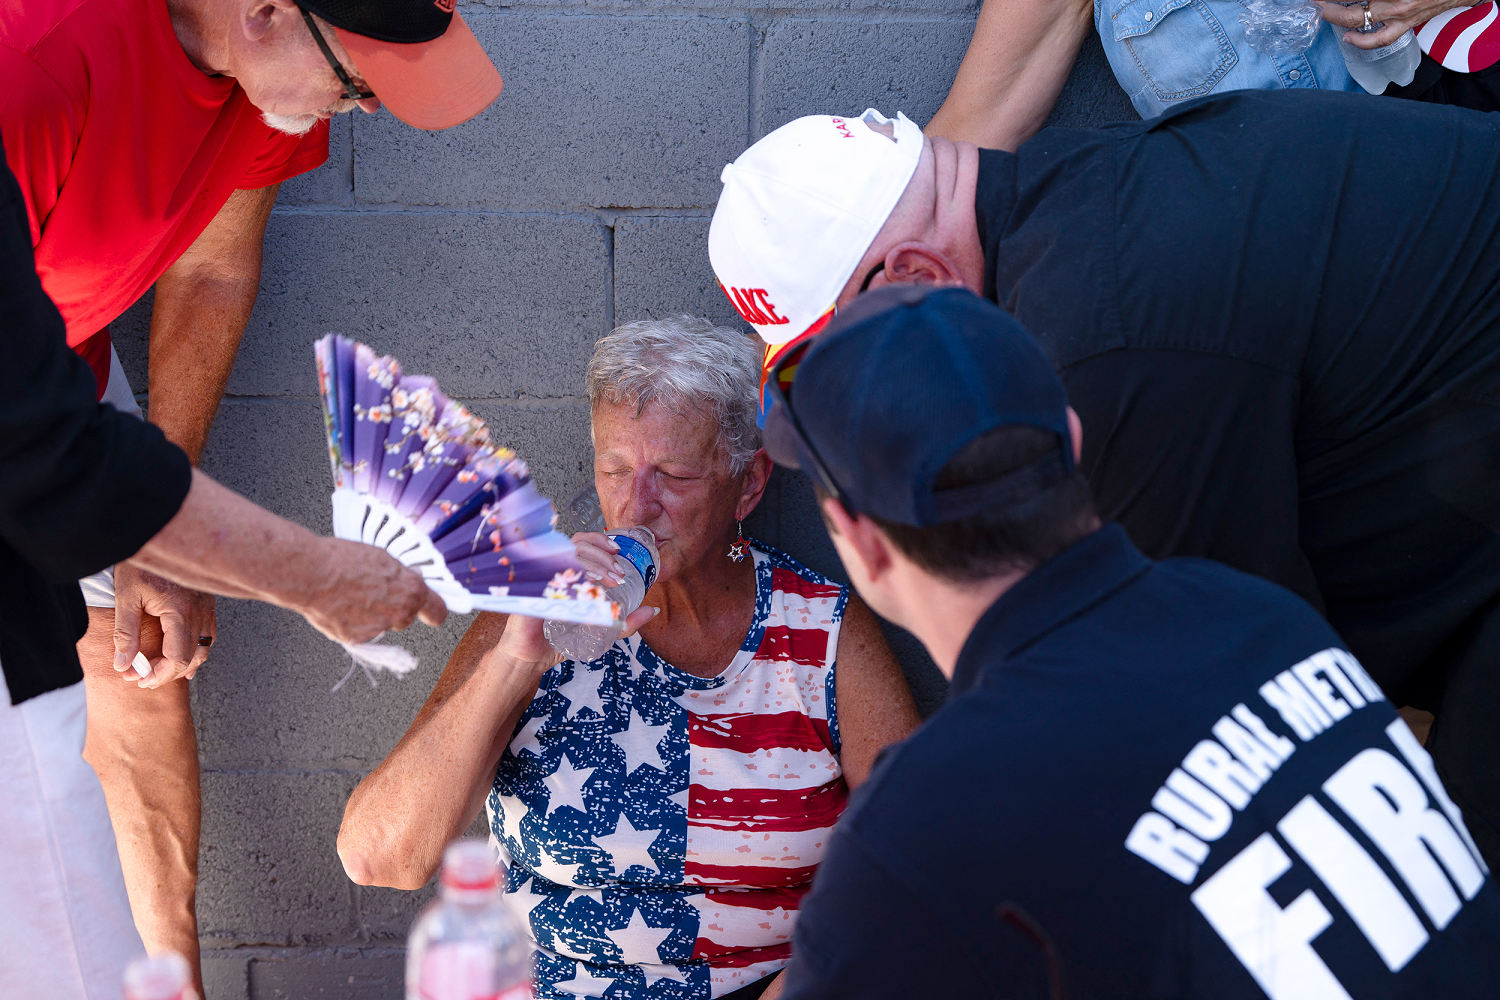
[761,336,849,508]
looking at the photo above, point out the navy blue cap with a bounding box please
[763,285,1074,527]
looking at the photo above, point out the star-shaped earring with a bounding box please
[727,520,748,563]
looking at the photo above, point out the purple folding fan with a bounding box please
[315,335,615,626]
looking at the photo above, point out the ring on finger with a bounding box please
[197,635,213,647]
[1362,3,1374,30]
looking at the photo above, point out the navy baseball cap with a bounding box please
[763,285,1074,527]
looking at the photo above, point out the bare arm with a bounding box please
[832,593,922,789]
[128,469,445,646]
[925,0,1095,150]
[147,183,277,463]
[112,183,278,685]
[338,612,550,889]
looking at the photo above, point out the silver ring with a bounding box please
[1363,5,1375,30]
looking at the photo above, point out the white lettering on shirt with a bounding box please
[1385,718,1488,874]
[1125,812,1209,885]
[1259,670,1334,740]
[1191,833,1352,1000]
[1278,795,1427,971]
[1154,769,1233,841]
[1324,748,1486,928]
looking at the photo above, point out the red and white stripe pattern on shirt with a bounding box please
[1417,3,1500,72]
[679,562,846,993]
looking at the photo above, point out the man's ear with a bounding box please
[242,0,299,43]
[733,449,773,522]
[884,242,965,288]
[1066,406,1083,465]
[819,496,893,582]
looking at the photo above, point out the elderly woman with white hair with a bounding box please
[339,315,920,1000]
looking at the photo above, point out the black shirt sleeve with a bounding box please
[0,151,191,583]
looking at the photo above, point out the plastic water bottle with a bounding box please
[406,839,533,1000]
[1239,0,1322,55]
[1339,18,1420,93]
[543,526,659,662]
[123,952,197,1000]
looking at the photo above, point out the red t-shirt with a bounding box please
[0,0,328,390]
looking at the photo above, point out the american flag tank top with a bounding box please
[486,542,848,999]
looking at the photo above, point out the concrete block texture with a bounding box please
[613,215,743,330]
[226,211,610,401]
[247,948,405,999]
[197,771,357,947]
[353,13,751,210]
[279,116,355,208]
[755,17,973,134]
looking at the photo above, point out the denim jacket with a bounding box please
[1096,0,1362,118]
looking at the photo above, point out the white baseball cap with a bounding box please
[709,109,925,351]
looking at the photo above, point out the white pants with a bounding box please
[0,670,143,998]
[79,347,142,610]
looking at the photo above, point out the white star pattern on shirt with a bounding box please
[666,787,689,814]
[609,905,676,963]
[552,962,618,997]
[545,756,597,818]
[510,709,550,756]
[617,712,673,776]
[640,960,689,988]
[497,795,527,853]
[595,812,661,875]
[536,838,584,887]
[563,666,610,721]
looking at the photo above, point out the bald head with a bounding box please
[837,135,985,309]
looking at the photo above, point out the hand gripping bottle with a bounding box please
[1338,15,1420,93]
[123,952,197,1000]
[544,526,659,662]
[406,839,533,1000]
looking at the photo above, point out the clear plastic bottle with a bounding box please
[406,839,533,1000]
[1339,19,1421,93]
[543,526,659,662]
[123,952,197,1000]
[1239,0,1323,56]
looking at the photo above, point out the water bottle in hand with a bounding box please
[123,952,197,1000]
[1338,16,1420,93]
[406,839,533,1000]
[544,527,659,663]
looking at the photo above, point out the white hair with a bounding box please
[586,316,763,474]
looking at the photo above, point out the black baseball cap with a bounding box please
[300,0,502,129]
[763,285,1075,527]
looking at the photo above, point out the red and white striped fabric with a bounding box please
[1417,3,1500,72]
[489,543,850,999]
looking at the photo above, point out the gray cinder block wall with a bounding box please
[115,3,1133,995]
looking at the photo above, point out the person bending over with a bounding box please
[339,316,920,1000]
[766,284,1500,1000]
[709,93,1500,869]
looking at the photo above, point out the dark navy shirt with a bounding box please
[974,89,1500,712]
[781,526,1500,1000]
[969,88,1500,862]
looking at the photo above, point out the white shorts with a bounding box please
[0,669,143,999]
[79,348,143,611]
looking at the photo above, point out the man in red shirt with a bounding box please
[1,0,501,993]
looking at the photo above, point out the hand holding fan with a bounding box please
[314,336,617,669]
